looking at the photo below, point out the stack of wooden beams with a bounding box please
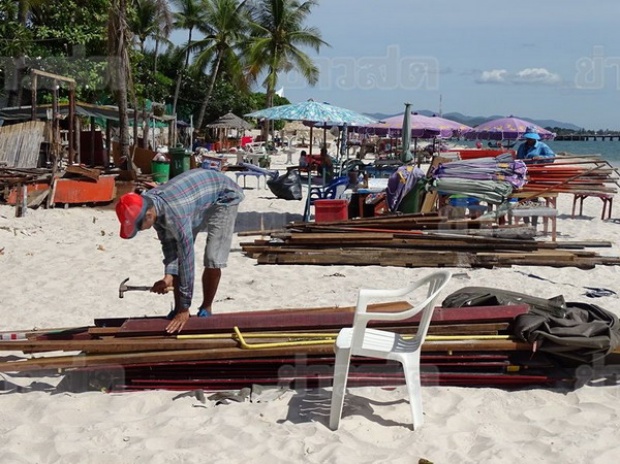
[0,302,582,392]
[239,213,620,269]
[522,160,619,196]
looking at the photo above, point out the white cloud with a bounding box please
[476,67,562,86]
[513,68,562,85]
[477,69,509,84]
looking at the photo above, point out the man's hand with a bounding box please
[166,309,190,334]
[152,275,174,294]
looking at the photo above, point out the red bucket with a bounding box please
[314,199,349,223]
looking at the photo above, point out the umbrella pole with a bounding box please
[323,124,327,151]
[303,163,313,221]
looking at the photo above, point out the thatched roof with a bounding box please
[205,112,252,130]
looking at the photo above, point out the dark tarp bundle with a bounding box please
[513,302,620,365]
[442,286,567,318]
[442,287,620,365]
[267,169,303,200]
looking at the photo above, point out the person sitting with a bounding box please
[319,147,334,183]
[299,150,308,169]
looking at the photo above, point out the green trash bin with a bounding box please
[169,145,191,178]
[151,160,170,184]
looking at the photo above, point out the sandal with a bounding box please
[197,308,211,317]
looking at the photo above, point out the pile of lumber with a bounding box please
[0,302,582,392]
[523,159,619,196]
[239,213,620,269]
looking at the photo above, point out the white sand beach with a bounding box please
[1,151,620,463]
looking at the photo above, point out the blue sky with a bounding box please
[273,0,620,130]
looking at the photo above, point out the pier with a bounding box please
[554,134,620,141]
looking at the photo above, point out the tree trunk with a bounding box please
[143,103,150,149]
[153,39,160,74]
[195,52,223,130]
[262,87,275,141]
[109,0,131,163]
[171,30,193,116]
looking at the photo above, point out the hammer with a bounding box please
[119,277,173,298]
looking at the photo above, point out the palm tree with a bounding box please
[128,0,173,72]
[108,0,132,162]
[246,0,327,137]
[131,0,159,53]
[151,0,173,75]
[129,0,174,148]
[191,0,249,129]
[170,0,206,116]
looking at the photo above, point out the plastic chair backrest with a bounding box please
[308,176,348,201]
[350,270,453,352]
[324,177,349,199]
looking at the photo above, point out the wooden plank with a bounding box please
[0,339,534,373]
[92,301,414,328]
[116,304,529,336]
[0,322,510,354]
[64,164,100,181]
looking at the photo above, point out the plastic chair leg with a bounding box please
[329,345,352,430]
[402,355,424,430]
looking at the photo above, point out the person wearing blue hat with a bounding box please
[516,129,555,163]
[515,128,554,230]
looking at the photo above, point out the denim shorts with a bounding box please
[203,204,238,268]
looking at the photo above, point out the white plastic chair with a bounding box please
[329,270,452,431]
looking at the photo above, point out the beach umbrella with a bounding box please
[463,116,556,141]
[365,112,448,138]
[245,100,377,126]
[402,103,413,163]
[428,115,473,137]
[246,100,377,163]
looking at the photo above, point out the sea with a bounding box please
[457,139,620,168]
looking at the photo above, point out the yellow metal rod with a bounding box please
[233,327,336,350]
[178,332,339,340]
[178,332,511,342]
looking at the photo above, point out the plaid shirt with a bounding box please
[144,169,244,309]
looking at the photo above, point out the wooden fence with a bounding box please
[0,121,46,168]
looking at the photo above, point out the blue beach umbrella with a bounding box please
[245,99,377,126]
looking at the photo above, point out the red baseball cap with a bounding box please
[116,193,148,239]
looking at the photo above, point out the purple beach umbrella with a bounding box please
[463,116,556,141]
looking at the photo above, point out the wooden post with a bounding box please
[28,69,78,165]
[31,73,37,121]
[68,84,75,164]
[15,183,27,218]
[90,116,96,166]
[74,116,81,165]
[51,80,59,173]
[105,119,111,168]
